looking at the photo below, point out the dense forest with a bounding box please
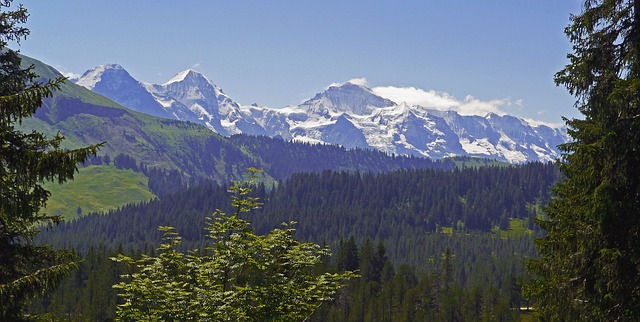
[32,162,560,320]
[39,162,559,258]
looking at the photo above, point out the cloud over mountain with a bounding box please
[372,85,513,116]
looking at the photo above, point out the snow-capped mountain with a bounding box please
[76,64,173,119]
[300,82,396,116]
[76,66,568,163]
[77,67,264,136]
[247,81,567,162]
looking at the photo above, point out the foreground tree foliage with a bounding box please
[527,0,640,320]
[0,1,100,320]
[112,170,356,321]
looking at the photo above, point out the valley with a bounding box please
[15,54,562,320]
[3,0,636,320]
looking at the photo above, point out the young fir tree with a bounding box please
[0,1,101,320]
[112,170,356,321]
[526,1,640,320]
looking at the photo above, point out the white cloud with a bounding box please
[62,71,81,80]
[458,96,510,116]
[318,81,540,120]
[372,85,515,117]
[55,65,81,80]
[372,86,458,110]
[515,99,524,108]
[522,117,564,128]
[327,77,369,89]
[346,77,368,86]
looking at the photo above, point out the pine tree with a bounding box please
[0,1,101,319]
[526,1,640,320]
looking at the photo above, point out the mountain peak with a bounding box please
[326,78,371,92]
[345,77,369,86]
[75,63,174,119]
[76,63,128,90]
[103,63,124,70]
[302,80,396,115]
[164,69,211,86]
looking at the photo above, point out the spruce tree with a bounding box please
[0,1,101,320]
[527,1,640,320]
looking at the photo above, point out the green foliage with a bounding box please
[310,243,520,322]
[111,172,356,321]
[526,1,640,320]
[0,1,101,320]
[492,218,534,239]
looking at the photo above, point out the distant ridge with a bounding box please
[76,64,569,163]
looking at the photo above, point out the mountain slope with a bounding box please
[25,56,456,184]
[78,65,568,163]
[22,55,265,184]
[253,82,568,163]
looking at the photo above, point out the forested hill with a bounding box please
[229,134,464,178]
[40,162,560,262]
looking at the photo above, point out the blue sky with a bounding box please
[18,1,582,124]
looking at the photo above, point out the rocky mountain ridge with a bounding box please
[76,64,568,163]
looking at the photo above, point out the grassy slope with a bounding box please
[494,218,534,238]
[444,156,510,169]
[44,165,156,221]
[23,56,158,220]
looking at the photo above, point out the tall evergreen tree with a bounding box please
[0,1,100,320]
[336,236,360,272]
[527,1,640,320]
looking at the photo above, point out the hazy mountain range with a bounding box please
[76,64,568,163]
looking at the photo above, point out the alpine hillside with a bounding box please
[77,64,569,163]
[23,55,458,188]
